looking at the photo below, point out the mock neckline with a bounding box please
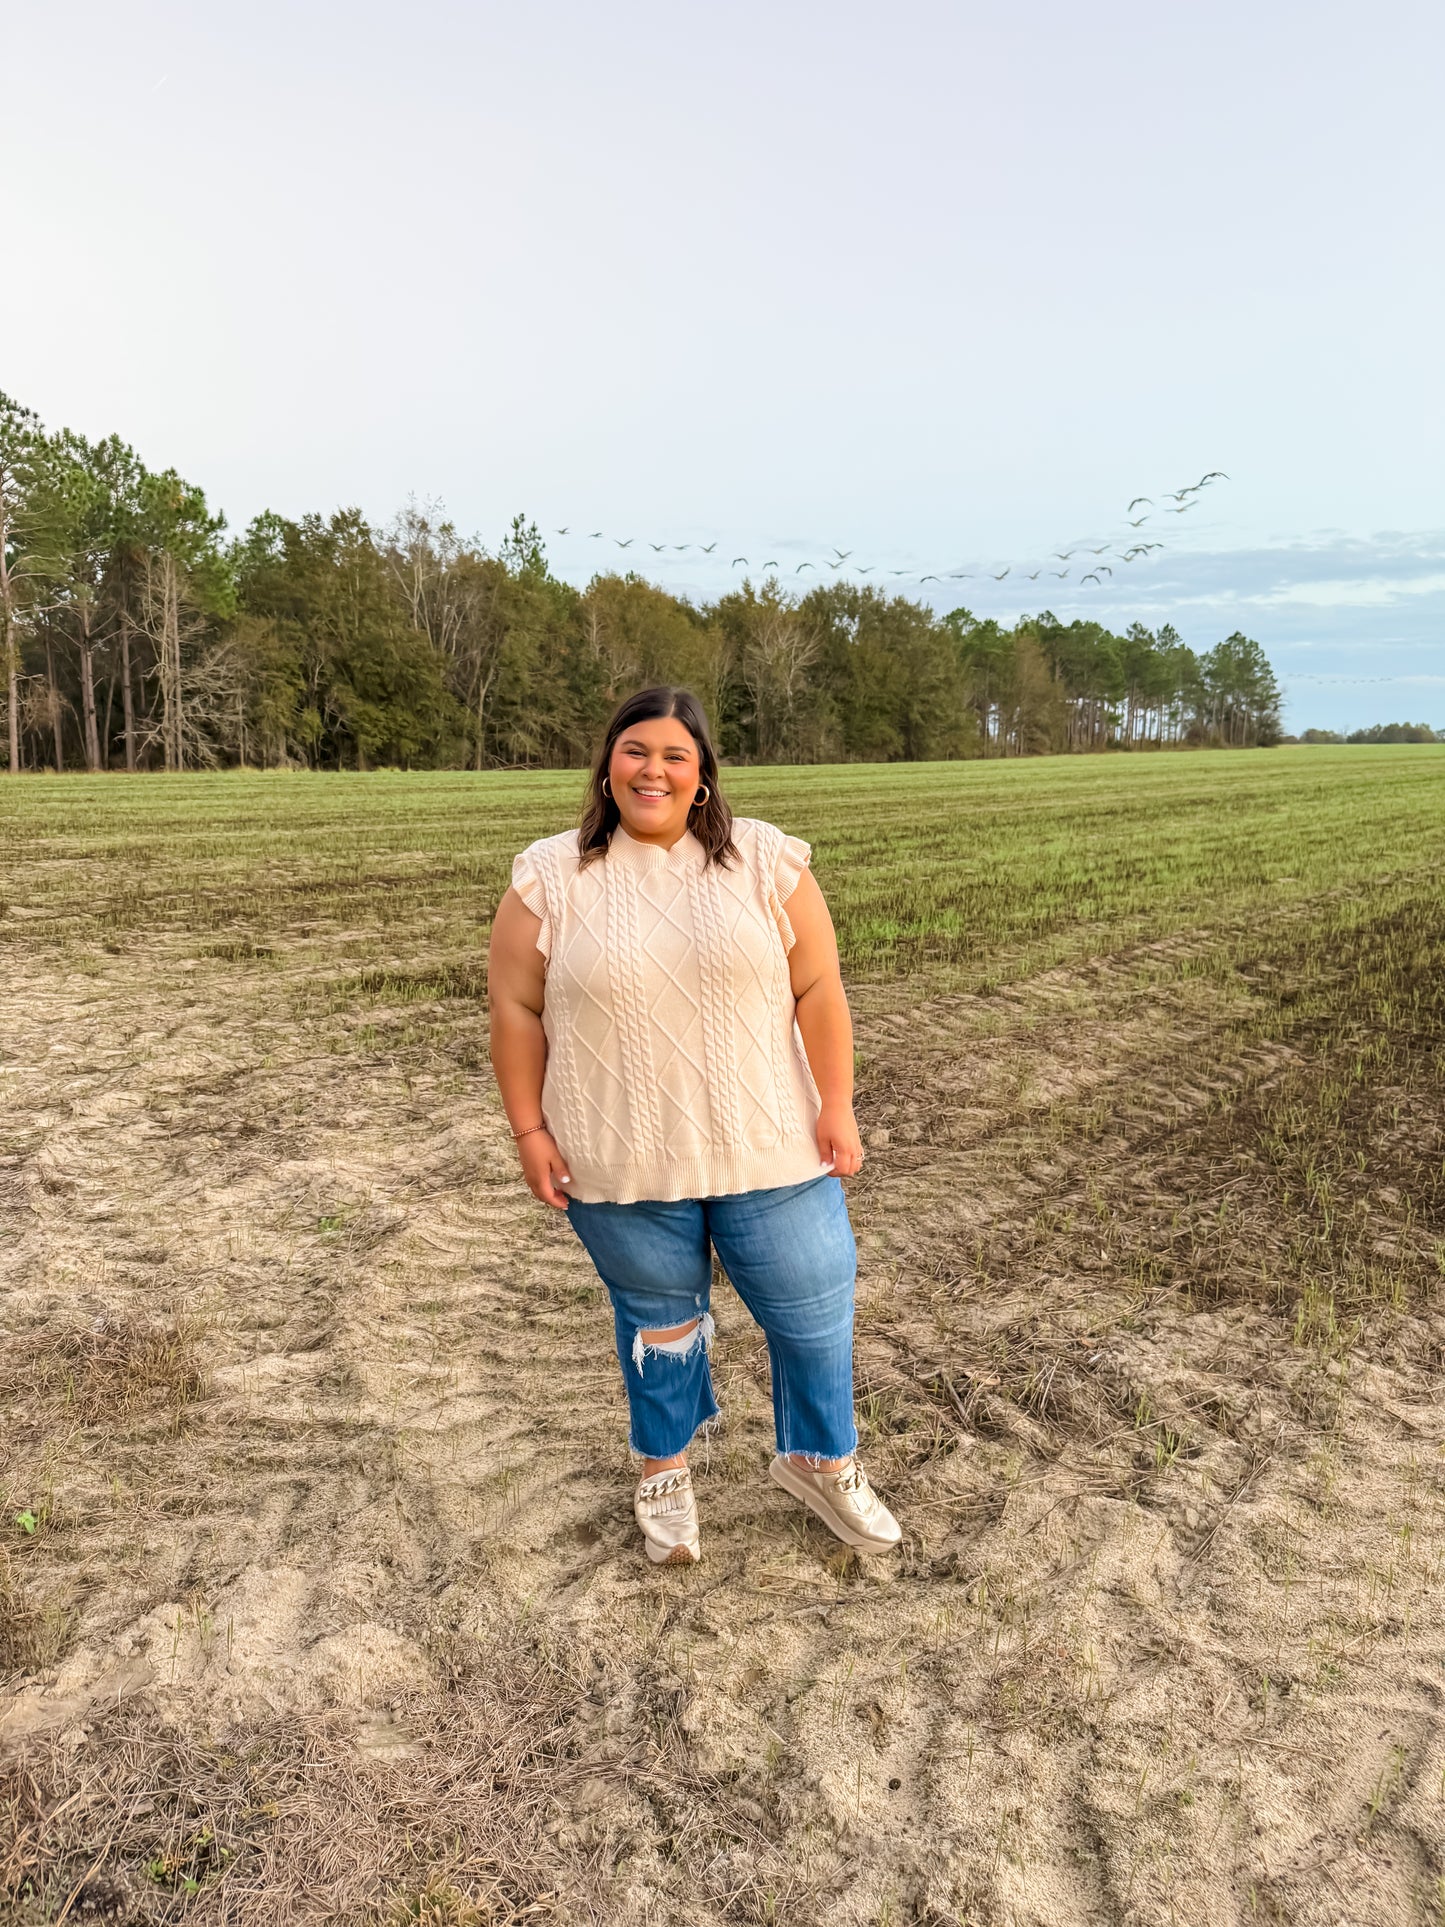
[608,823,704,871]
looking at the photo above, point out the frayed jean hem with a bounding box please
[777,1425,860,1464]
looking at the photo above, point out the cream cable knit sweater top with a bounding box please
[511,817,826,1204]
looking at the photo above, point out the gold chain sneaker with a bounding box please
[768,1454,902,1551]
[634,1466,702,1565]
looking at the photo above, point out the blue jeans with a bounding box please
[565,1174,859,1461]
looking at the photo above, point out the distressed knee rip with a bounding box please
[632,1312,715,1376]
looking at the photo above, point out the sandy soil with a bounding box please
[3,897,1444,1924]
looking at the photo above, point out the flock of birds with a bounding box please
[543,473,1229,593]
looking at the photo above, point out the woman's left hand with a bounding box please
[817,1103,865,1178]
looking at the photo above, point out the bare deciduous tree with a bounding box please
[385,502,505,769]
[137,550,226,768]
[741,594,820,764]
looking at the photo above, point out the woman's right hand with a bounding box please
[519,1130,572,1208]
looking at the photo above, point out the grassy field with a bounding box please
[6,747,1445,981]
[2,747,1444,1925]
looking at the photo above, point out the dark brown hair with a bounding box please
[578,687,739,869]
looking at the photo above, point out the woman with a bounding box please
[487,686,900,1566]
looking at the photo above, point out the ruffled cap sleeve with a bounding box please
[510,847,552,960]
[769,831,812,955]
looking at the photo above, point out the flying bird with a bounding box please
[649,542,666,551]
[555,526,570,534]
[1087,545,1110,554]
[857,566,875,574]
[1163,490,1193,503]
[1023,569,1041,580]
[614,538,635,548]
[947,571,974,580]
[1081,571,1102,583]
[1096,565,1113,576]
[700,542,717,553]
[1127,516,1151,527]
[991,568,1010,580]
[1195,471,1228,486]
[1127,497,1152,512]
[762,559,779,569]
[1054,550,1077,560]
[589,531,604,539]
[1051,570,1069,578]
[833,548,853,560]
[731,556,749,566]
[888,569,908,576]
[796,562,815,573]
[921,574,940,583]
[671,544,692,552]
[1168,501,1197,514]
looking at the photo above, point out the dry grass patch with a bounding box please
[1,1634,584,1926]
[0,1555,72,1678]
[0,1316,206,1435]
[1,1316,207,1683]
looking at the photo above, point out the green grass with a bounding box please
[1,747,1442,987]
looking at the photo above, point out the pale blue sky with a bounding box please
[6,0,1442,731]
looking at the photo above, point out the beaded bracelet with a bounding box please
[512,1122,548,1140]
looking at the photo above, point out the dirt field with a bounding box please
[3,751,1444,1925]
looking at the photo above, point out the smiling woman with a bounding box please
[576,689,738,874]
[486,685,902,1567]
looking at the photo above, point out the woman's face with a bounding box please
[608,716,702,844]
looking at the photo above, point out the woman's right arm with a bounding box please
[487,886,573,1208]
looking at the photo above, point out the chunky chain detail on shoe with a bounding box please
[634,1466,702,1564]
[638,1470,690,1504]
[831,1459,886,1521]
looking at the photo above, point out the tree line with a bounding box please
[1,393,1285,774]
[1297,723,1441,745]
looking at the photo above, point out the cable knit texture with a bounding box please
[511,817,826,1204]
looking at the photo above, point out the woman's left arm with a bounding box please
[784,868,865,1178]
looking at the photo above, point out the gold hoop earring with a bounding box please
[693,785,710,808]
[601,776,612,798]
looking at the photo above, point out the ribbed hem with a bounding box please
[563,1138,830,1205]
